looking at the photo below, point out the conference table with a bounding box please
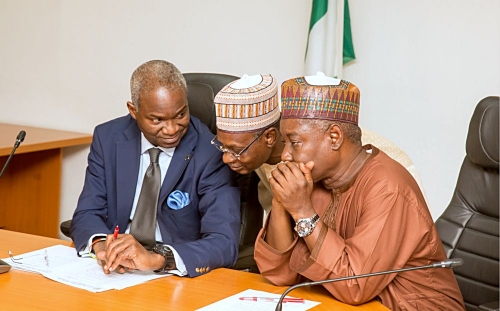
[0,123,92,238]
[1,230,388,311]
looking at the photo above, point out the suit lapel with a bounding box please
[116,120,141,229]
[159,120,198,204]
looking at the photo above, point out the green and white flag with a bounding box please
[304,0,356,78]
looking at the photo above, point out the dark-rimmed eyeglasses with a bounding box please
[211,130,265,160]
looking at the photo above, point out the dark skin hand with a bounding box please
[266,161,321,251]
[94,234,165,274]
[270,161,316,220]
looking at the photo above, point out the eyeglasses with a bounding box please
[8,251,22,264]
[8,249,49,266]
[211,130,265,160]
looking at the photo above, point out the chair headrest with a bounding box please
[185,82,216,133]
[466,96,499,169]
[183,73,239,134]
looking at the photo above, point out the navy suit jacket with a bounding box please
[70,115,241,277]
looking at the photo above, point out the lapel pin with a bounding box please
[185,154,191,161]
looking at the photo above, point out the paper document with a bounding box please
[196,289,320,311]
[3,244,171,292]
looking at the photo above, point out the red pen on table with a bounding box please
[239,297,305,303]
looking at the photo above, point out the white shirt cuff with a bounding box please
[78,233,106,257]
[165,245,188,276]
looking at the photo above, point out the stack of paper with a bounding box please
[3,245,171,292]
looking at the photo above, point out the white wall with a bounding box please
[344,1,500,218]
[0,1,498,239]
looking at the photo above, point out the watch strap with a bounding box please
[152,244,176,273]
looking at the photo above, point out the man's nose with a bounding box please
[161,121,178,135]
[222,152,237,164]
[281,148,293,162]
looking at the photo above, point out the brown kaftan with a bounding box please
[254,146,464,311]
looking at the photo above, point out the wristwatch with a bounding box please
[294,213,320,237]
[152,244,176,273]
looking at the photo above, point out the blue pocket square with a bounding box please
[167,190,190,210]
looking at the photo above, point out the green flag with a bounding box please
[305,0,356,77]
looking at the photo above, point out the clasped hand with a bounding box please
[269,161,316,220]
[93,234,163,274]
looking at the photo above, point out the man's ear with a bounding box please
[264,127,278,148]
[329,124,343,150]
[127,101,138,120]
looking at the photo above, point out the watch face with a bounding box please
[295,219,313,237]
[295,214,319,237]
[297,220,312,232]
[153,244,164,254]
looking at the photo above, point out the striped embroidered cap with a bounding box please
[214,74,280,133]
[281,73,360,125]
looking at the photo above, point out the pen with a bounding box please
[103,225,119,271]
[239,297,305,303]
[113,225,119,239]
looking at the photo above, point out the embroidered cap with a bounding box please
[214,74,280,133]
[281,72,360,125]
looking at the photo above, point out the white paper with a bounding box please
[3,245,171,292]
[196,289,320,311]
[4,245,77,274]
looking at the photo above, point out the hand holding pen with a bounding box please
[102,225,122,274]
[100,226,162,273]
[92,225,121,274]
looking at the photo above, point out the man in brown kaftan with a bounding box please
[254,75,465,311]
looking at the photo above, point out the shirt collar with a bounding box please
[140,133,176,157]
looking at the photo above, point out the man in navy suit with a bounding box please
[70,60,240,277]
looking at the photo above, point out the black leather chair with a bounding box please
[62,72,263,273]
[183,73,238,134]
[435,96,499,311]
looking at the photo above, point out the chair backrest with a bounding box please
[435,96,499,311]
[183,73,239,134]
[238,171,264,246]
